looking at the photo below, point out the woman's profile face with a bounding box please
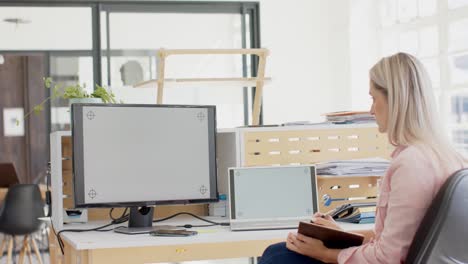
[369,81,389,133]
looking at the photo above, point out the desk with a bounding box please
[59,217,373,264]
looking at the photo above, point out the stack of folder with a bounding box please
[317,158,390,176]
[323,111,375,124]
[331,203,376,224]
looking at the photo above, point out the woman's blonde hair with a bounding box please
[369,52,465,169]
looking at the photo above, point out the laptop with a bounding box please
[228,165,318,231]
[0,163,20,188]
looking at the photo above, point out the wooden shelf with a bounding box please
[160,48,270,56]
[134,77,272,88]
[133,48,270,125]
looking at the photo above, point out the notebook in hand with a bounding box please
[298,222,364,249]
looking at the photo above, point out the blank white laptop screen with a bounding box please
[229,166,317,220]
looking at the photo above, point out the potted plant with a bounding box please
[20,77,117,125]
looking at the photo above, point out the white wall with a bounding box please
[260,0,352,124]
[327,0,352,113]
[349,0,381,111]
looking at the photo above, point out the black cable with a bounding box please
[153,212,230,226]
[178,224,216,228]
[55,210,129,255]
[56,222,115,255]
[109,207,129,221]
[54,211,228,255]
[45,162,52,217]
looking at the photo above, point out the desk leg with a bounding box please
[63,240,89,264]
[48,229,64,264]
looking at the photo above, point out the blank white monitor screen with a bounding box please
[229,166,317,220]
[72,104,217,207]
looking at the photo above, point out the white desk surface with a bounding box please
[60,216,373,250]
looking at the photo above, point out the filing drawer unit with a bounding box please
[216,124,392,212]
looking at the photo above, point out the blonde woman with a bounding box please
[258,52,466,264]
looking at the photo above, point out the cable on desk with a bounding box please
[177,224,217,228]
[153,212,230,227]
[55,211,228,255]
[55,209,129,255]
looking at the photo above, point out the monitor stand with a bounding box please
[114,206,181,234]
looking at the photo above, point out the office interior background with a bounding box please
[0,0,468,263]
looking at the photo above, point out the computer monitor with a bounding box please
[71,104,218,233]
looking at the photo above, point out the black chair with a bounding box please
[406,168,468,263]
[0,184,45,264]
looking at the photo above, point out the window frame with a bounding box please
[0,0,261,125]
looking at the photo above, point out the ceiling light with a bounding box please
[3,18,31,24]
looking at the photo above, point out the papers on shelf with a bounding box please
[323,111,375,124]
[317,158,390,176]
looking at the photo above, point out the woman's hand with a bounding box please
[311,212,343,231]
[286,232,340,263]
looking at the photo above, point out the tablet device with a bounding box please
[298,221,364,249]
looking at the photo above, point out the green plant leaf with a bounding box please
[52,85,61,99]
[44,77,52,89]
[25,78,119,125]
[33,105,43,115]
[92,85,117,103]
[63,84,89,99]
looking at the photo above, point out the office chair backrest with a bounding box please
[406,168,468,264]
[0,184,44,235]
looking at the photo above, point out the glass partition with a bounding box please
[101,10,247,128]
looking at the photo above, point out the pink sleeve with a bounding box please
[337,151,437,264]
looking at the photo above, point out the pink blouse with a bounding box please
[337,145,462,264]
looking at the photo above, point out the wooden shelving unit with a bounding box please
[134,48,270,125]
[216,124,392,212]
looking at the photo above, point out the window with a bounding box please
[49,54,94,131]
[449,0,468,9]
[100,11,246,128]
[0,6,94,132]
[98,4,259,128]
[378,0,468,155]
[0,2,260,130]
